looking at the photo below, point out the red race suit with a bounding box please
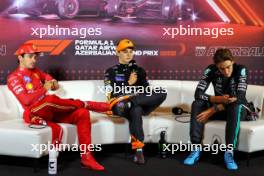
[7,67,110,149]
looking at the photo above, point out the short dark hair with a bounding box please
[213,48,234,64]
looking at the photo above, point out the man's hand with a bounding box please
[51,80,59,91]
[43,81,53,91]
[128,71,137,85]
[196,108,215,123]
[228,97,237,104]
[44,80,59,91]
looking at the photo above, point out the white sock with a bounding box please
[136,148,143,152]
[226,150,233,154]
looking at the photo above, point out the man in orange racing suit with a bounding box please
[7,43,110,171]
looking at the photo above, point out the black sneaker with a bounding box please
[133,149,145,165]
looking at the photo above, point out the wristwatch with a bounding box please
[213,104,219,112]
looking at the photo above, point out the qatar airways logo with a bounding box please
[0,44,7,56]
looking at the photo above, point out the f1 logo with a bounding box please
[15,40,72,55]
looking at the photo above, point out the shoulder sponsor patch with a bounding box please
[10,79,19,87]
[14,86,24,94]
[104,80,111,85]
[23,76,31,83]
[204,68,211,76]
[26,83,33,90]
[33,73,40,79]
[240,68,246,76]
[115,75,125,82]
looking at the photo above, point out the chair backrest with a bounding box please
[1,80,264,121]
[150,80,213,111]
[0,85,22,121]
[150,80,264,118]
[54,80,107,101]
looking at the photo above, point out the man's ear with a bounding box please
[17,55,23,63]
[116,51,120,57]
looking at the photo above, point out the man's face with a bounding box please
[18,53,38,69]
[117,48,134,64]
[216,60,234,78]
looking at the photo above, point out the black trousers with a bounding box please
[190,100,247,149]
[113,91,167,142]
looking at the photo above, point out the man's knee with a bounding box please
[191,100,209,119]
[112,99,132,117]
[159,92,167,102]
[225,102,244,113]
[75,108,90,120]
[225,102,247,121]
[226,102,240,108]
[131,105,143,114]
[151,90,167,101]
[44,95,58,103]
[192,99,207,108]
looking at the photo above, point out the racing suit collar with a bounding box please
[18,67,35,75]
[118,63,129,68]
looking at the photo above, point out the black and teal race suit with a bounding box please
[190,63,248,148]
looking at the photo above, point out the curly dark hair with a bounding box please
[213,48,234,64]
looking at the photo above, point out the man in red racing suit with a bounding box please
[7,43,110,171]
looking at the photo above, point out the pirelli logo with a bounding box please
[17,40,72,55]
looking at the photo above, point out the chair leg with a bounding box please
[124,143,130,159]
[246,153,250,167]
[33,158,41,173]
